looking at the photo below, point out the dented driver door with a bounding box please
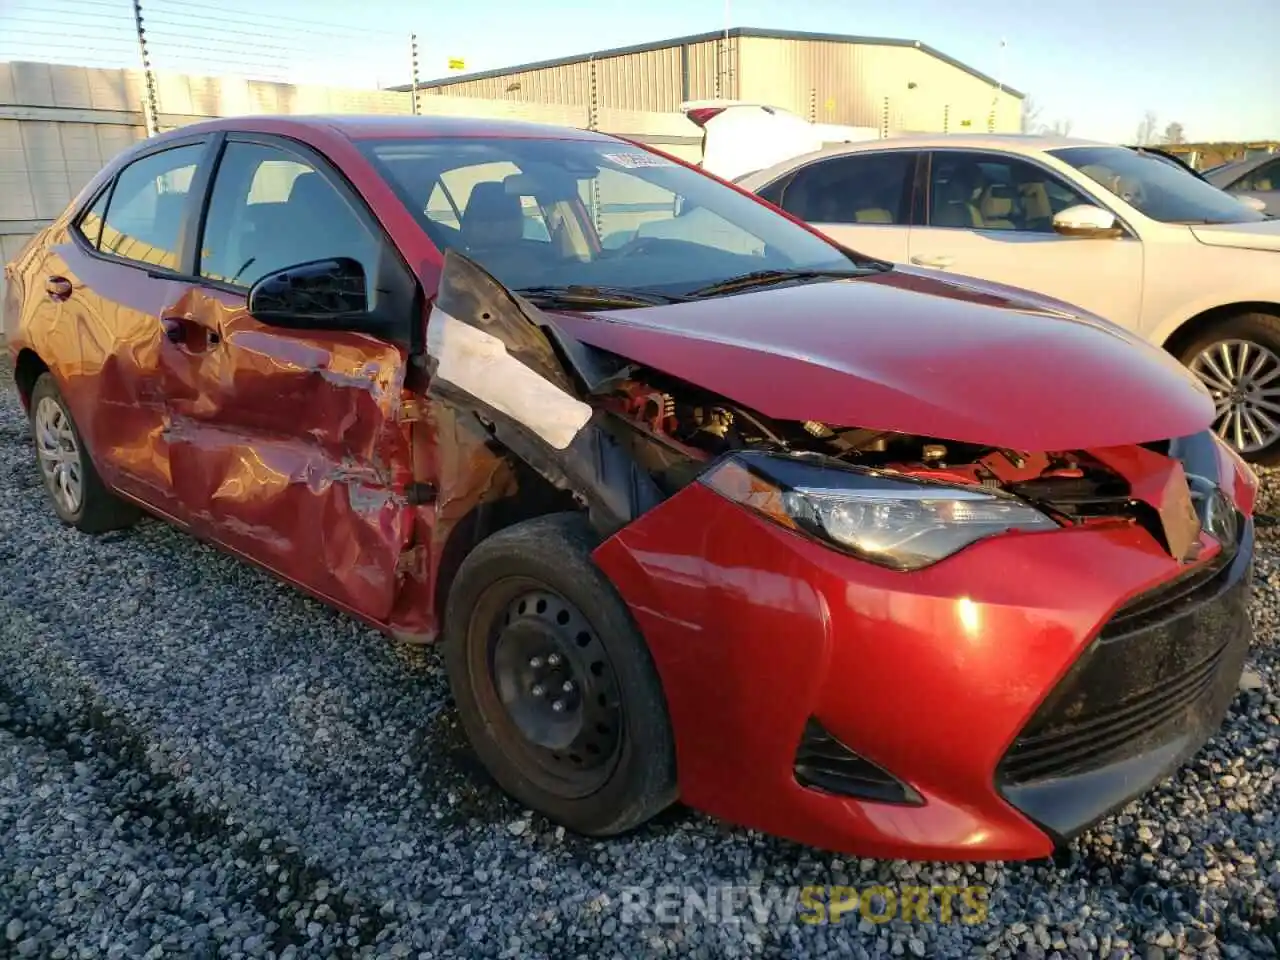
[157,135,418,622]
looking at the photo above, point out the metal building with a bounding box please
[404,28,1025,135]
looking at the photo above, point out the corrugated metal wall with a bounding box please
[422,37,734,111]
[736,38,1021,131]
[424,36,1020,134]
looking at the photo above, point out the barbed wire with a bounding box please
[0,0,414,87]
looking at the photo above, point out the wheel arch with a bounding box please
[13,347,51,412]
[1160,301,1280,358]
[431,458,583,635]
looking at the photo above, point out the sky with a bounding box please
[1,0,1277,144]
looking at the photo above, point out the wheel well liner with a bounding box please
[13,348,49,409]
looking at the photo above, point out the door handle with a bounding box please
[161,315,221,349]
[909,255,956,269]
[45,276,73,301]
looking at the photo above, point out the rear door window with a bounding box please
[774,152,917,225]
[98,144,204,270]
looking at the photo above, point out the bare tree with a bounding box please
[1135,110,1159,145]
[1162,121,1186,145]
[1020,96,1043,134]
[1047,118,1074,136]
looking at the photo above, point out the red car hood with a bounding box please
[547,268,1214,451]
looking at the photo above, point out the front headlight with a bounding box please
[701,452,1060,571]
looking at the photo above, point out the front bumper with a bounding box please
[593,482,1253,862]
[998,518,1253,844]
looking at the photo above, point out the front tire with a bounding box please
[1177,313,1280,465]
[442,512,677,837]
[28,373,140,533]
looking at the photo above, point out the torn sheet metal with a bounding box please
[426,308,592,450]
[425,250,664,540]
[1091,444,1203,562]
[159,285,416,622]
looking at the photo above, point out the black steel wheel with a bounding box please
[442,512,677,836]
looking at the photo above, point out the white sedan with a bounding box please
[731,135,1280,462]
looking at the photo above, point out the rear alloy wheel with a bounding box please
[28,373,140,532]
[442,513,677,837]
[1179,313,1280,465]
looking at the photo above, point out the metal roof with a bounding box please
[392,27,1025,100]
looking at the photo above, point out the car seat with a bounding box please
[977,184,1017,229]
[932,177,981,227]
[461,182,525,248]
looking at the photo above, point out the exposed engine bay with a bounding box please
[423,250,1234,583]
[599,369,1139,526]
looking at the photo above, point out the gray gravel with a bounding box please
[0,359,1277,960]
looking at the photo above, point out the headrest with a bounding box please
[461,181,524,244]
[980,186,1013,218]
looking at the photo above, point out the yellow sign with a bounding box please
[447,58,465,71]
[824,98,836,113]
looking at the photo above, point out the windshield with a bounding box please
[1050,146,1265,225]
[358,136,873,300]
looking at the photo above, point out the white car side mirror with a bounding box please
[1237,195,1267,213]
[1052,204,1122,238]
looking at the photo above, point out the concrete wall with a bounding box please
[0,60,705,308]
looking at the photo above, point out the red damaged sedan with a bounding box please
[2,115,1258,862]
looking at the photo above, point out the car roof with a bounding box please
[733,134,1125,189]
[794,133,1113,157]
[148,113,618,144]
[1208,154,1274,178]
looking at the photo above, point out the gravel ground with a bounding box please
[0,360,1278,960]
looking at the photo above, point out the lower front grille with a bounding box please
[794,718,921,805]
[999,524,1252,789]
[1001,641,1228,783]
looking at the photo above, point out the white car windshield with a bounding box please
[360,136,881,301]
[1051,146,1267,225]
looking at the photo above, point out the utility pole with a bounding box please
[989,37,1006,132]
[723,0,731,98]
[410,34,421,115]
[131,0,160,136]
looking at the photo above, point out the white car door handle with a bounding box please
[910,254,955,268]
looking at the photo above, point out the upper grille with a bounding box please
[1102,545,1234,639]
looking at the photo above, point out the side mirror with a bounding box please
[1237,195,1267,213]
[248,258,370,327]
[1052,204,1122,238]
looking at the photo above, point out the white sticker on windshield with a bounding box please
[601,151,675,169]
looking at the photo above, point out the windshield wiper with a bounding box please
[514,284,690,309]
[687,268,870,299]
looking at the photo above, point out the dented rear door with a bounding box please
[159,135,416,621]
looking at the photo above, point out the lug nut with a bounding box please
[551,700,566,713]
[531,684,545,698]
[562,681,575,693]
[529,656,544,669]
[547,653,562,667]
